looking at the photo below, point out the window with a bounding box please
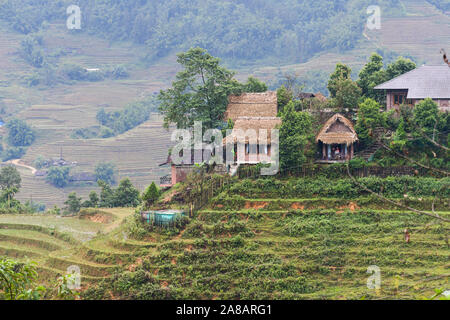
[394,94,404,105]
[394,94,410,105]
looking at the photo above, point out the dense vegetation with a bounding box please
[224,176,449,199]
[96,97,157,136]
[0,0,404,65]
[426,0,450,12]
[0,166,44,213]
[81,203,449,300]
[73,97,158,139]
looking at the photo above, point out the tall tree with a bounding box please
[327,63,352,98]
[355,98,386,148]
[0,166,21,206]
[357,53,388,103]
[332,78,362,113]
[95,162,116,185]
[6,119,35,147]
[386,57,416,79]
[45,166,70,188]
[158,47,242,130]
[0,165,21,190]
[142,182,159,207]
[279,102,314,171]
[243,76,267,93]
[114,178,140,207]
[64,192,82,214]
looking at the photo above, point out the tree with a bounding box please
[0,166,21,190]
[386,57,416,79]
[327,63,352,98]
[88,191,99,208]
[355,98,386,148]
[0,259,45,300]
[142,182,159,207]
[95,162,116,185]
[6,119,35,146]
[276,85,293,113]
[279,102,314,171]
[33,155,47,169]
[82,190,99,208]
[357,53,388,103]
[413,98,439,137]
[114,178,140,207]
[96,108,109,126]
[1,147,26,162]
[46,166,70,188]
[0,166,21,207]
[158,47,242,130]
[332,78,362,113]
[243,76,267,93]
[64,192,82,214]
[98,180,115,208]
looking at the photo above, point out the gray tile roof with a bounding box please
[374,65,450,99]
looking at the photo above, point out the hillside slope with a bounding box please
[0,0,448,208]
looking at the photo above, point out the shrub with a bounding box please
[46,166,70,188]
[6,119,35,146]
[2,147,26,161]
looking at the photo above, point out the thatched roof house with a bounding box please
[316,114,358,146]
[223,92,280,165]
[223,116,282,144]
[316,114,358,161]
[224,92,277,121]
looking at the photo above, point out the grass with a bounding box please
[0,208,137,287]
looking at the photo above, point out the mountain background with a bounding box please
[0,0,448,208]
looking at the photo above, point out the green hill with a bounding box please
[0,0,448,209]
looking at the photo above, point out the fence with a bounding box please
[187,163,447,215]
[237,164,447,180]
[189,175,232,216]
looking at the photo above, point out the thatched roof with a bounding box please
[316,113,358,146]
[224,92,277,121]
[224,116,282,144]
[314,92,328,103]
[298,92,315,99]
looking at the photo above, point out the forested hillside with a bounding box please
[0,0,404,64]
[426,0,450,12]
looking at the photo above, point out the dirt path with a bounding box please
[7,159,37,175]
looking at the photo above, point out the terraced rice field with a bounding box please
[0,21,178,208]
[0,208,141,287]
[1,0,448,210]
[13,117,174,207]
[0,191,448,299]
[66,183,449,300]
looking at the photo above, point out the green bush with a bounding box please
[6,119,35,147]
[227,176,450,199]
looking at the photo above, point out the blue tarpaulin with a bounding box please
[141,210,185,227]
